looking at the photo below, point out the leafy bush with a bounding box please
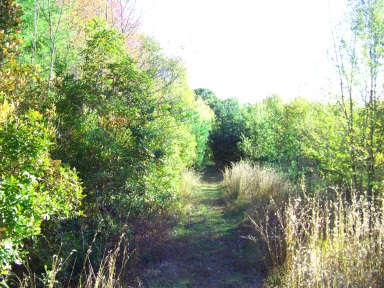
[0,103,83,275]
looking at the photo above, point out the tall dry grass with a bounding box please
[223,161,292,270]
[250,191,384,287]
[8,234,132,288]
[223,161,290,203]
[224,162,384,286]
[80,234,131,288]
[175,169,201,216]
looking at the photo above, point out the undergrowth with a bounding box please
[175,169,201,216]
[2,169,200,287]
[7,234,131,288]
[224,161,384,287]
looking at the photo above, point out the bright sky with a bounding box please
[136,0,348,103]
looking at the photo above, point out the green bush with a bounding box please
[0,103,83,275]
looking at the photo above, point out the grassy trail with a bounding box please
[140,166,263,287]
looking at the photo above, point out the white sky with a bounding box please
[136,0,348,103]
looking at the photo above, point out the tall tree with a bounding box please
[0,0,83,275]
[332,0,384,196]
[18,0,75,79]
[194,88,219,110]
[72,0,141,46]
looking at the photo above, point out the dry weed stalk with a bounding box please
[81,233,131,288]
[251,190,384,287]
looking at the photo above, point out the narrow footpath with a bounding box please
[140,166,263,288]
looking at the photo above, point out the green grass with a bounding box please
[140,166,263,287]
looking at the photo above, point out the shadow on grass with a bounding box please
[201,164,224,184]
[139,166,264,288]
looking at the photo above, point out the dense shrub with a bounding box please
[0,103,83,275]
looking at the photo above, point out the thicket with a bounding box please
[195,89,247,166]
[0,0,213,286]
[219,1,384,286]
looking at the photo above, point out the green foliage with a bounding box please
[55,21,172,221]
[210,98,247,165]
[194,88,219,110]
[0,0,50,114]
[17,0,76,78]
[240,95,379,190]
[0,0,22,64]
[196,89,247,165]
[52,23,212,275]
[332,0,384,195]
[189,97,214,168]
[0,103,83,275]
[241,95,284,164]
[0,0,213,283]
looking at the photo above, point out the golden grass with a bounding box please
[223,161,290,203]
[224,162,384,287]
[251,191,384,287]
[223,161,292,270]
[175,169,201,216]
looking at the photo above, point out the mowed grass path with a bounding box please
[140,166,263,287]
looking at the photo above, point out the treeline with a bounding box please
[202,86,384,196]
[203,0,384,198]
[209,91,384,195]
[0,0,213,284]
[213,1,384,285]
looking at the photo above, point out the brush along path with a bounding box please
[140,166,263,287]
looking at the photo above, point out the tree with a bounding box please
[332,0,384,196]
[54,20,204,229]
[18,0,75,80]
[194,88,219,110]
[72,0,141,46]
[210,98,247,165]
[240,96,347,190]
[0,1,83,274]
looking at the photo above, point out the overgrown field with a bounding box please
[224,161,384,287]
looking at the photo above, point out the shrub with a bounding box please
[0,103,83,276]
